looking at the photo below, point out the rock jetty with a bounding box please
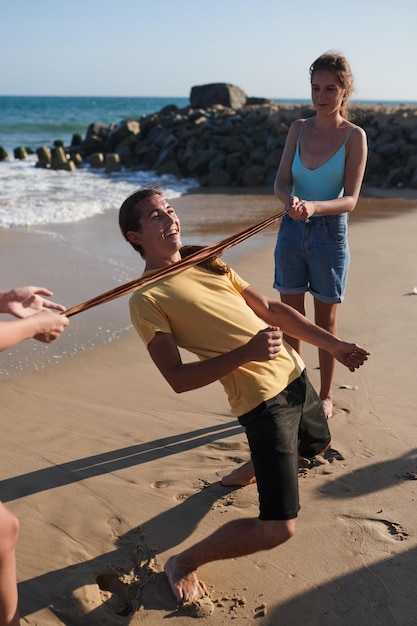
[2,83,417,189]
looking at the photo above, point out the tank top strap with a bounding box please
[343,128,355,146]
[296,119,306,149]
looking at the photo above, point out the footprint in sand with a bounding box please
[343,515,409,543]
[106,515,125,539]
[51,520,160,621]
[209,440,251,468]
[174,596,215,618]
[298,447,345,477]
[94,537,159,618]
[96,573,134,616]
[331,406,350,419]
[152,477,211,502]
[209,440,248,451]
[151,479,175,489]
[362,518,409,542]
[203,440,252,482]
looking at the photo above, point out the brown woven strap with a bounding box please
[63,209,286,317]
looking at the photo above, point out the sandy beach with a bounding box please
[1,188,417,625]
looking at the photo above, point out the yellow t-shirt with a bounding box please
[129,265,304,416]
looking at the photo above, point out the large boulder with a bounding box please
[190,83,247,109]
[108,119,140,145]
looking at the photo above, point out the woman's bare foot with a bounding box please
[164,555,206,605]
[220,460,256,487]
[322,397,333,420]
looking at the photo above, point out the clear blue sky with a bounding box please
[1,0,416,102]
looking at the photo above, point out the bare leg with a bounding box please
[314,299,338,419]
[280,293,306,355]
[0,503,20,626]
[165,517,296,604]
[221,460,256,487]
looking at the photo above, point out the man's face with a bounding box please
[130,195,182,258]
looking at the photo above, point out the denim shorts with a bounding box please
[273,213,350,304]
[238,371,331,521]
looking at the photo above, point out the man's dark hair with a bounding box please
[119,187,162,258]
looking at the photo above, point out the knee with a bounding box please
[278,519,296,543]
[260,518,296,550]
[0,503,19,555]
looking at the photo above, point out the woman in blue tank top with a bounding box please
[273,52,368,419]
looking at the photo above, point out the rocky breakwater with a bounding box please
[3,83,417,189]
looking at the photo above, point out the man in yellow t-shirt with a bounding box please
[119,187,370,608]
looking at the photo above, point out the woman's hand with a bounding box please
[287,199,316,221]
[32,310,69,343]
[3,286,66,318]
[285,195,299,212]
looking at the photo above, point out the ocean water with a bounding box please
[0,96,190,153]
[1,95,416,229]
[0,96,196,229]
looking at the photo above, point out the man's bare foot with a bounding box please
[164,555,206,605]
[322,398,333,420]
[220,460,256,487]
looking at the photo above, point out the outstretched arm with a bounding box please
[0,286,66,318]
[0,311,69,352]
[242,286,370,371]
[148,326,282,393]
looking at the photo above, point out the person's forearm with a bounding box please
[163,344,257,393]
[242,290,337,351]
[0,319,38,351]
[149,327,281,394]
[308,195,357,216]
[274,178,292,206]
[268,302,337,351]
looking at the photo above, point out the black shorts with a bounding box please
[238,370,331,521]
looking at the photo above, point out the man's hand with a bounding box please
[332,341,370,372]
[245,326,282,362]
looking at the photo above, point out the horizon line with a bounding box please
[1,94,417,105]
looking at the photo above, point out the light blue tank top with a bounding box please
[291,120,353,202]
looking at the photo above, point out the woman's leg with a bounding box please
[279,293,306,355]
[314,299,338,419]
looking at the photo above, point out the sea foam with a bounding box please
[0,156,196,228]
